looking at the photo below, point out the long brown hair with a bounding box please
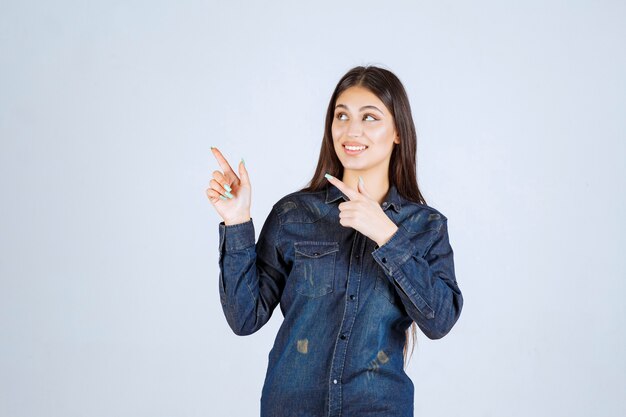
[298,65,427,369]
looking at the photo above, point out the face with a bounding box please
[331,86,400,175]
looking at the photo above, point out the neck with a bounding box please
[341,170,390,205]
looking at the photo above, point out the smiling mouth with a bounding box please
[343,144,368,154]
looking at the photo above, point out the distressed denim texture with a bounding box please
[217,183,463,417]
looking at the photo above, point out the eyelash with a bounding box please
[336,112,377,121]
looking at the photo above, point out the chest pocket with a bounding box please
[293,241,339,298]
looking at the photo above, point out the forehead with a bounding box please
[335,86,387,112]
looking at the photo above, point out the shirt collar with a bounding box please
[325,181,403,213]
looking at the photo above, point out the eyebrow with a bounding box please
[334,104,384,114]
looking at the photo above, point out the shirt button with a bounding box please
[340,333,347,340]
[382,202,388,207]
[349,294,355,300]
[333,379,338,384]
[355,254,360,259]
[382,257,387,263]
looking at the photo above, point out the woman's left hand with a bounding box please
[325,174,399,247]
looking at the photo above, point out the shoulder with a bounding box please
[270,188,330,224]
[396,199,448,234]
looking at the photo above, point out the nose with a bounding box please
[347,119,363,137]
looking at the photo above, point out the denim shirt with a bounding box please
[217,183,463,417]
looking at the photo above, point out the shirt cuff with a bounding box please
[218,218,255,252]
[370,225,416,275]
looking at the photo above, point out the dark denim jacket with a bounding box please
[218,183,463,417]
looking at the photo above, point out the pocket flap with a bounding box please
[294,241,339,258]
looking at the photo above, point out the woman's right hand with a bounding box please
[205,147,252,226]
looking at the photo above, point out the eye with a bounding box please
[335,112,378,121]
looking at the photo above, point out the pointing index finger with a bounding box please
[211,147,238,178]
[324,173,359,200]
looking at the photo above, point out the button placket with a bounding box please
[328,232,364,415]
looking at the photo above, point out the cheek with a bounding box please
[364,124,389,141]
[331,122,344,141]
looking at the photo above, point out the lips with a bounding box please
[342,142,368,148]
[342,143,368,155]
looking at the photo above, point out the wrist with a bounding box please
[224,216,251,226]
[375,223,398,247]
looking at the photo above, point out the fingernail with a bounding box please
[359,175,364,184]
[225,191,234,199]
[219,195,227,200]
[241,157,245,166]
[210,146,215,149]
[324,173,333,180]
[223,183,232,192]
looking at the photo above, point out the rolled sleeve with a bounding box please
[371,223,418,275]
[217,208,287,336]
[218,218,256,253]
[371,218,463,339]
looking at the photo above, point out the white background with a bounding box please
[1,1,624,416]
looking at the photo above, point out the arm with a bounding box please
[371,218,463,339]
[217,206,287,336]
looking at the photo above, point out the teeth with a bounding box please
[345,145,367,151]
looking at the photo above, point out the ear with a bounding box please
[394,134,400,145]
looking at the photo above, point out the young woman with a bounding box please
[206,65,463,417]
